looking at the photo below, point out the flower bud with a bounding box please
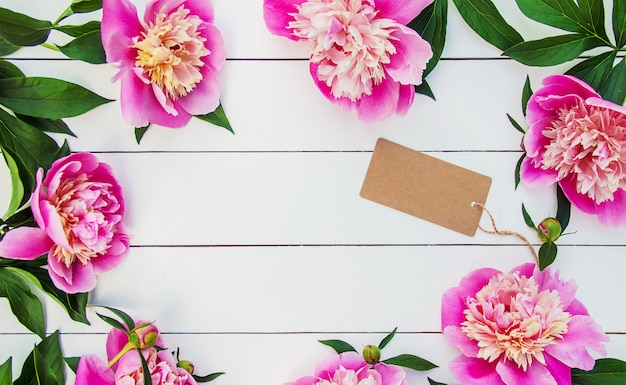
[537,217,562,242]
[177,360,195,375]
[129,323,159,349]
[362,345,381,365]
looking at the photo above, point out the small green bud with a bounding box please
[362,345,381,365]
[537,217,562,242]
[129,323,159,349]
[177,360,195,374]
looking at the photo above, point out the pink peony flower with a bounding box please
[263,0,433,122]
[442,263,609,385]
[75,355,115,385]
[0,153,129,293]
[115,348,196,385]
[521,74,626,226]
[285,351,408,385]
[101,0,226,128]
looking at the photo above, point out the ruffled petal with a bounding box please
[449,356,504,385]
[373,363,406,385]
[443,326,479,357]
[374,0,434,25]
[315,352,366,378]
[386,25,432,85]
[520,156,558,187]
[48,253,97,293]
[558,176,598,214]
[595,188,626,227]
[457,268,500,299]
[90,234,129,274]
[0,227,52,260]
[101,0,142,63]
[178,64,221,116]
[75,355,115,385]
[531,265,578,310]
[496,359,557,385]
[523,116,553,158]
[263,0,305,40]
[544,315,608,370]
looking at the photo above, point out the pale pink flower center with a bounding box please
[119,349,192,385]
[50,174,122,268]
[461,272,571,371]
[315,366,377,385]
[289,0,397,101]
[133,5,210,100]
[541,101,626,204]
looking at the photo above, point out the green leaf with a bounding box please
[521,75,533,116]
[193,372,225,383]
[598,58,626,105]
[194,104,233,133]
[0,77,112,119]
[0,358,11,385]
[0,60,24,79]
[53,21,100,37]
[427,378,447,385]
[507,114,525,134]
[452,0,523,51]
[521,204,535,228]
[515,154,525,189]
[383,354,438,371]
[139,350,153,385]
[56,0,103,24]
[96,312,129,333]
[0,108,61,207]
[318,339,357,354]
[0,268,45,338]
[613,0,626,47]
[1,151,24,220]
[378,327,397,349]
[4,207,35,228]
[0,37,19,56]
[11,266,89,324]
[414,80,436,100]
[565,51,617,91]
[57,30,105,64]
[0,8,51,47]
[14,331,65,385]
[514,0,586,33]
[538,241,558,270]
[135,125,150,144]
[407,0,447,77]
[577,0,608,40]
[98,306,136,331]
[555,185,571,231]
[15,114,75,137]
[572,358,626,384]
[64,357,80,374]
[504,34,603,66]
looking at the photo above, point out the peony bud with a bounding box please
[129,323,159,349]
[362,345,381,365]
[177,360,195,375]
[537,217,562,242]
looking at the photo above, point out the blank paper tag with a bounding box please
[360,138,492,236]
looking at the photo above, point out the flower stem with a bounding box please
[108,343,134,367]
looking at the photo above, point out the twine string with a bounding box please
[471,201,538,263]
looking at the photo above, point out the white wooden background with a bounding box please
[0,1,625,384]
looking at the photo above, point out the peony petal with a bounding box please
[595,189,626,227]
[443,326,479,357]
[90,235,129,274]
[395,83,414,116]
[354,78,400,123]
[315,352,366,378]
[545,315,608,370]
[540,75,600,100]
[200,23,227,74]
[375,0,434,25]
[101,0,142,63]
[373,362,406,385]
[386,25,432,85]
[530,265,578,310]
[0,227,52,260]
[558,176,598,214]
[496,359,557,385]
[309,63,353,112]
[449,356,504,385]
[457,268,500,299]
[523,116,553,158]
[586,96,626,115]
[118,68,152,127]
[263,0,305,40]
[520,156,558,187]
[74,355,115,385]
[48,254,97,293]
[565,298,590,316]
[544,353,572,385]
[38,200,72,250]
[106,327,131,367]
[441,287,466,330]
[146,0,214,24]
[178,65,221,116]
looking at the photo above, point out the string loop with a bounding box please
[472,201,538,263]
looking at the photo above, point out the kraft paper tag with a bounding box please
[360,138,492,236]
